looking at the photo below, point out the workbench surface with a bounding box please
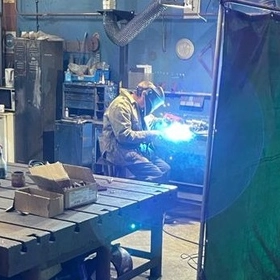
[0,163,177,280]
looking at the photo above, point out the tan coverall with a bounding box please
[99,88,170,183]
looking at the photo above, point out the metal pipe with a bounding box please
[17,12,217,18]
[196,3,225,280]
[15,0,217,19]
[15,0,102,17]
[16,12,102,17]
[222,0,280,12]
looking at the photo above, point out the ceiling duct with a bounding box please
[101,0,167,47]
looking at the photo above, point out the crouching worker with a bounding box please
[99,81,170,183]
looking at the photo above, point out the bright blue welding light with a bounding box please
[161,122,194,142]
[130,223,137,230]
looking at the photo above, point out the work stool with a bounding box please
[97,157,128,178]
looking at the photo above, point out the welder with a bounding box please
[99,80,170,183]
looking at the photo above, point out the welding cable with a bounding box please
[181,253,199,271]
[163,226,199,246]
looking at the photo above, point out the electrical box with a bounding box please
[54,119,102,169]
[54,120,94,168]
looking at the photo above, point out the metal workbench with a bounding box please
[0,163,177,280]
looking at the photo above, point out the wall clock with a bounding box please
[176,38,194,60]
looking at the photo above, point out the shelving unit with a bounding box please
[55,82,118,168]
[62,82,118,120]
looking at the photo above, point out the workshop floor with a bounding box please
[115,204,201,280]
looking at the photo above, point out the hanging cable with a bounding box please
[162,14,167,52]
[35,0,39,31]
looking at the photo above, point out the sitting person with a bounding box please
[99,81,170,183]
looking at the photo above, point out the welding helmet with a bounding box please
[145,85,165,115]
[136,83,165,115]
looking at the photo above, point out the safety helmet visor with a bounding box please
[145,86,165,115]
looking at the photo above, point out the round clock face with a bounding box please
[175,38,194,60]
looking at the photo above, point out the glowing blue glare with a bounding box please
[161,122,194,142]
[130,223,136,230]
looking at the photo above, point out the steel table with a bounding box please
[0,163,177,280]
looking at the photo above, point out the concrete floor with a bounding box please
[116,214,201,280]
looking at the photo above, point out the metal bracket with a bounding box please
[98,9,135,22]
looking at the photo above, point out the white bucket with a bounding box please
[5,68,14,88]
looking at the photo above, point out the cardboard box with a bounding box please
[28,162,98,209]
[14,187,64,218]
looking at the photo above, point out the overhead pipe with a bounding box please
[15,0,217,19]
[15,0,101,17]
[16,12,102,17]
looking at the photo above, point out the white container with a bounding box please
[5,68,14,88]
[0,112,15,163]
[103,0,116,9]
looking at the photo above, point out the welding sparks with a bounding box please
[161,122,194,142]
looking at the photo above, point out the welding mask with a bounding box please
[144,85,165,115]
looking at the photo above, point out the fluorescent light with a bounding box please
[160,0,194,10]
[159,0,186,9]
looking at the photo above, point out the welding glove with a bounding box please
[147,130,164,144]
[149,130,162,137]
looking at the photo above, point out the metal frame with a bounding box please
[196,2,225,279]
[196,1,280,279]
[0,0,2,86]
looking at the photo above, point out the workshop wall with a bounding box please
[15,0,219,93]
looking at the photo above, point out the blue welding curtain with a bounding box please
[203,6,280,280]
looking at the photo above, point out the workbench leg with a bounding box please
[96,245,111,280]
[150,214,164,279]
[21,266,40,280]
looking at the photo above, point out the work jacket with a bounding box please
[99,88,159,166]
